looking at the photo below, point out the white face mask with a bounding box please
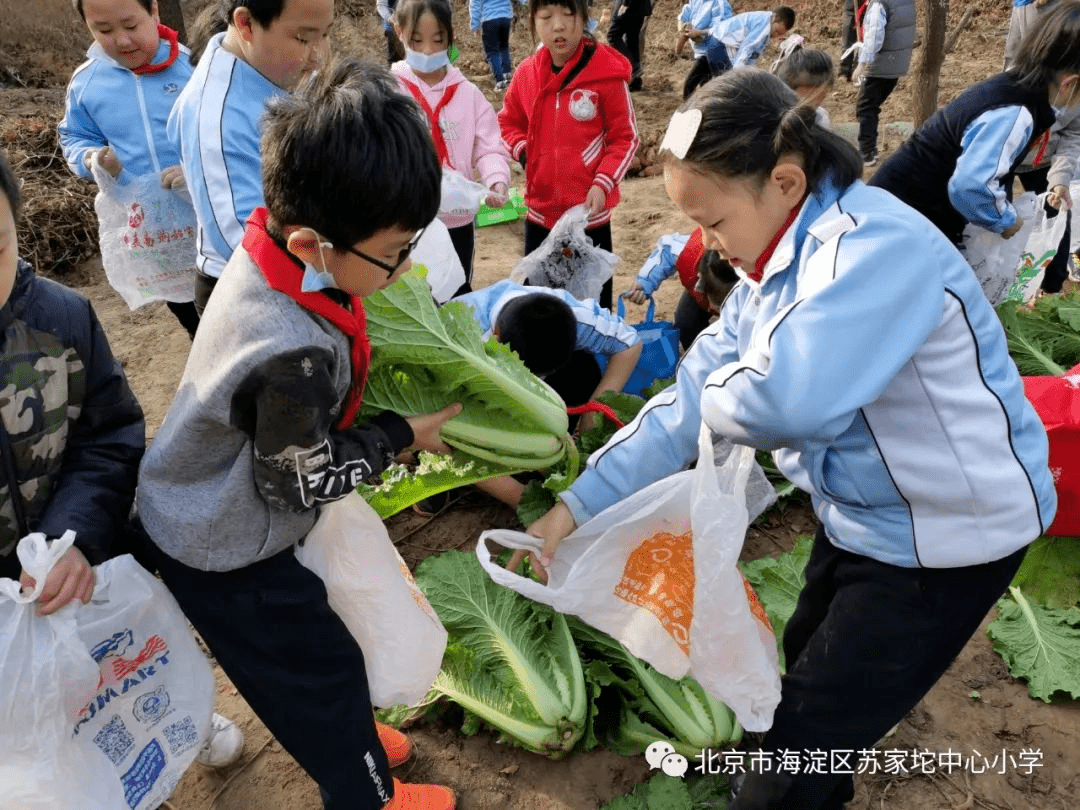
[405,47,450,73]
[1052,78,1079,117]
[300,234,339,293]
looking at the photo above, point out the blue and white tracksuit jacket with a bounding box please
[562,179,1056,569]
[703,10,772,69]
[167,33,285,279]
[634,233,691,297]
[59,39,191,183]
[678,0,733,60]
[454,280,639,358]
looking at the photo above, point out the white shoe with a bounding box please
[195,712,245,768]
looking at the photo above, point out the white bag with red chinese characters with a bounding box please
[0,531,214,809]
[477,424,783,732]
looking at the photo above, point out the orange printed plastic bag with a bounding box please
[477,425,783,732]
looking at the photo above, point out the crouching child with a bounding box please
[136,58,460,810]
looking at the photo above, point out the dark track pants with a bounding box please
[150,544,393,810]
[524,219,614,310]
[732,525,1027,809]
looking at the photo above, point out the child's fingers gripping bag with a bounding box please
[0,531,120,809]
[509,204,619,303]
[477,425,783,732]
[1004,194,1069,304]
[0,531,215,810]
[596,295,681,395]
[91,154,198,310]
[295,491,448,709]
[960,191,1038,307]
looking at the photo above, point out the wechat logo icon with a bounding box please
[645,740,688,778]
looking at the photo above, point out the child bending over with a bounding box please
[138,58,461,810]
[521,68,1055,810]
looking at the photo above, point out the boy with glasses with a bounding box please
[137,58,461,810]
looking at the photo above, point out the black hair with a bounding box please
[696,250,736,310]
[773,5,796,31]
[527,0,591,39]
[0,151,20,220]
[1012,0,1080,91]
[494,293,577,377]
[189,1,289,64]
[72,0,154,21]
[393,0,455,48]
[775,47,835,91]
[662,68,861,194]
[261,57,440,248]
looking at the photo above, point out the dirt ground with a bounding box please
[2,0,1079,807]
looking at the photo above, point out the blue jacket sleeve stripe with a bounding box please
[949,105,1033,233]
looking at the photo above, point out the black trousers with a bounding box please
[856,76,899,158]
[481,17,513,81]
[732,525,1026,809]
[149,543,393,810]
[165,300,200,339]
[839,0,857,79]
[608,5,648,81]
[193,269,218,316]
[524,219,614,309]
[673,288,712,350]
[447,222,476,296]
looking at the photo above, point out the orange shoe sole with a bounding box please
[385,777,456,810]
[377,721,413,768]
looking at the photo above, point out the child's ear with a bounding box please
[286,228,324,266]
[772,161,807,205]
[150,0,160,23]
[232,7,255,41]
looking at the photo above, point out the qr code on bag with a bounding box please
[163,715,199,756]
[95,714,135,765]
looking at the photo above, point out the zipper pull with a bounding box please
[556,92,560,111]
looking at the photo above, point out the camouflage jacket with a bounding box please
[0,259,145,565]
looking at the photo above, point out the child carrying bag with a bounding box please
[295,491,448,708]
[0,531,215,810]
[597,294,681,395]
[91,156,198,310]
[476,425,783,732]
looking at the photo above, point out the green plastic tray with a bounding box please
[476,187,526,227]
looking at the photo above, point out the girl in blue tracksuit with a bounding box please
[523,68,1056,810]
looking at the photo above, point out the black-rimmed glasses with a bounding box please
[339,227,426,276]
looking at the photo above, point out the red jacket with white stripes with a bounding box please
[499,37,639,229]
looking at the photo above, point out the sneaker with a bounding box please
[384,778,456,810]
[377,721,413,768]
[862,151,878,167]
[195,713,245,768]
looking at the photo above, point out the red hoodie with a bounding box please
[499,37,639,229]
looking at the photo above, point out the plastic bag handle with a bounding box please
[475,529,564,605]
[617,293,657,325]
[0,531,78,603]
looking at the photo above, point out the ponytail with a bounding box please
[661,69,861,194]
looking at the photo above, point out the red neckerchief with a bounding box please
[747,203,803,283]
[242,208,371,431]
[1032,129,1052,167]
[400,78,458,168]
[133,25,180,75]
[855,0,869,40]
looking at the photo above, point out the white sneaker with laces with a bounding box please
[195,712,245,768]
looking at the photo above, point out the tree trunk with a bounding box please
[157,0,188,43]
[911,0,949,126]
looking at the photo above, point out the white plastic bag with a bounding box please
[91,156,197,309]
[960,191,1038,307]
[412,217,466,304]
[296,491,448,708]
[0,532,214,810]
[439,168,489,218]
[73,548,216,809]
[477,425,783,732]
[1004,195,1069,303]
[0,531,121,810]
[509,204,619,302]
